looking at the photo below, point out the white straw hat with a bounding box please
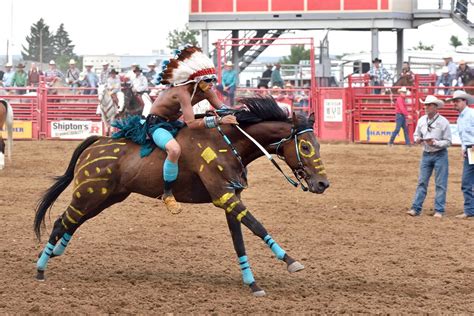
[446,90,474,104]
[397,86,408,93]
[419,95,444,108]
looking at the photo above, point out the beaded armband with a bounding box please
[204,116,218,128]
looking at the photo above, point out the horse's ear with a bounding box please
[308,112,315,126]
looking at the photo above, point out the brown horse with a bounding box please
[34,97,329,296]
[390,75,414,94]
[0,99,13,169]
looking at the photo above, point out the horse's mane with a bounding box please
[235,97,312,131]
[235,97,288,124]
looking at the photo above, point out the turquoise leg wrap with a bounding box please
[264,235,286,260]
[152,128,173,150]
[163,159,178,182]
[52,233,72,256]
[238,255,255,285]
[37,242,55,271]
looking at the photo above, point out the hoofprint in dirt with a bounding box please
[0,141,472,314]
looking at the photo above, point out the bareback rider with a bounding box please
[148,45,238,213]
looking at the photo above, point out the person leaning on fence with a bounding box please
[368,57,391,94]
[257,64,273,88]
[456,60,474,87]
[216,61,238,106]
[388,86,411,147]
[12,63,28,95]
[44,60,64,86]
[27,63,42,87]
[83,63,99,95]
[270,63,284,88]
[446,90,474,219]
[400,61,415,85]
[2,62,14,88]
[407,95,452,218]
[66,59,80,89]
[436,66,453,95]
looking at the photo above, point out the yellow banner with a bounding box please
[0,120,33,139]
[359,122,406,143]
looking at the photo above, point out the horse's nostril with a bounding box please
[318,181,330,189]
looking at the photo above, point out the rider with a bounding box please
[148,45,238,213]
[106,69,124,111]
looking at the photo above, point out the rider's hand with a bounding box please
[220,115,238,125]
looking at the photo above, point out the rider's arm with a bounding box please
[205,89,227,109]
[178,88,208,129]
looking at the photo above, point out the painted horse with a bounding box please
[0,99,13,169]
[34,97,330,296]
[97,85,119,136]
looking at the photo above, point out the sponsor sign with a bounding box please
[50,120,103,139]
[0,120,32,139]
[359,122,406,143]
[323,99,343,122]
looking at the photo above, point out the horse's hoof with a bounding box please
[287,261,304,273]
[250,282,266,297]
[36,270,45,281]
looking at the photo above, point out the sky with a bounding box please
[0,0,471,58]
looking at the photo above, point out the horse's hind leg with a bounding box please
[36,193,130,281]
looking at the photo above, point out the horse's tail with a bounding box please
[34,135,101,240]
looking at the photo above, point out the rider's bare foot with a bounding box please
[163,195,182,214]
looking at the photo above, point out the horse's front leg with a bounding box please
[214,192,304,295]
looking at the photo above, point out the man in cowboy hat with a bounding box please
[388,86,411,147]
[145,61,157,86]
[2,62,14,88]
[66,59,80,90]
[106,69,124,111]
[100,62,110,85]
[216,60,238,106]
[447,90,474,218]
[257,64,273,89]
[12,63,28,95]
[368,57,392,94]
[456,60,474,87]
[83,63,99,95]
[407,95,452,218]
[44,60,64,86]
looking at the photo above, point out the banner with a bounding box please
[323,99,343,122]
[0,120,32,139]
[50,120,103,139]
[359,122,406,143]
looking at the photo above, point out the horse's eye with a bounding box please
[301,144,310,151]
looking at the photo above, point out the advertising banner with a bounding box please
[0,120,32,139]
[50,120,103,139]
[359,122,406,143]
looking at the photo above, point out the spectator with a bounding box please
[440,55,457,84]
[2,62,14,88]
[456,60,474,86]
[27,63,42,87]
[446,90,474,218]
[368,57,392,94]
[399,61,415,84]
[407,95,452,218]
[12,63,28,95]
[126,63,139,82]
[132,67,152,116]
[216,61,238,106]
[436,66,452,95]
[257,64,273,88]
[145,61,158,86]
[388,87,411,147]
[44,60,64,86]
[99,62,110,85]
[106,69,124,111]
[66,59,80,89]
[271,63,284,88]
[83,63,99,95]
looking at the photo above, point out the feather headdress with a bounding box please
[158,46,217,86]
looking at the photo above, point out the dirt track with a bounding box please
[0,141,473,314]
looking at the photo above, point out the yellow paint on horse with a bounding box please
[61,218,68,229]
[236,209,248,222]
[101,187,108,195]
[99,149,105,154]
[65,211,78,224]
[226,201,239,213]
[106,167,112,174]
[75,192,81,199]
[74,178,109,192]
[217,165,224,172]
[87,187,94,194]
[87,142,126,150]
[69,205,84,216]
[197,143,202,148]
[213,192,234,207]
[96,167,100,173]
[74,156,118,178]
[313,158,321,163]
[298,140,315,158]
[113,148,120,153]
[199,164,204,172]
[85,153,91,160]
[84,170,90,177]
[201,147,217,164]
[314,165,324,170]
[219,149,228,153]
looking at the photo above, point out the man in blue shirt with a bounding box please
[216,61,238,106]
[447,90,474,218]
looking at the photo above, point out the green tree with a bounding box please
[450,35,463,48]
[167,24,200,49]
[412,41,434,51]
[279,45,311,64]
[21,18,55,63]
[53,23,77,71]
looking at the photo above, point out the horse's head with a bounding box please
[97,84,106,101]
[277,113,329,194]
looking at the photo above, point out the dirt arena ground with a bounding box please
[0,140,473,314]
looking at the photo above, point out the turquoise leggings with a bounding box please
[152,128,178,183]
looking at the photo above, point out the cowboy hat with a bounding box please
[397,86,408,93]
[109,68,118,74]
[225,61,233,67]
[102,62,109,66]
[147,61,156,66]
[419,95,444,108]
[446,90,474,104]
[69,59,76,65]
[16,63,25,68]
[49,60,56,65]
[5,62,12,67]
[85,63,94,67]
[458,59,467,65]
[442,54,451,59]
[372,57,382,63]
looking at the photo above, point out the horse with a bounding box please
[390,75,414,94]
[97,85,119,136]
[120,83,144,118]
[33,97,330,296]
[0,99,13,169]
